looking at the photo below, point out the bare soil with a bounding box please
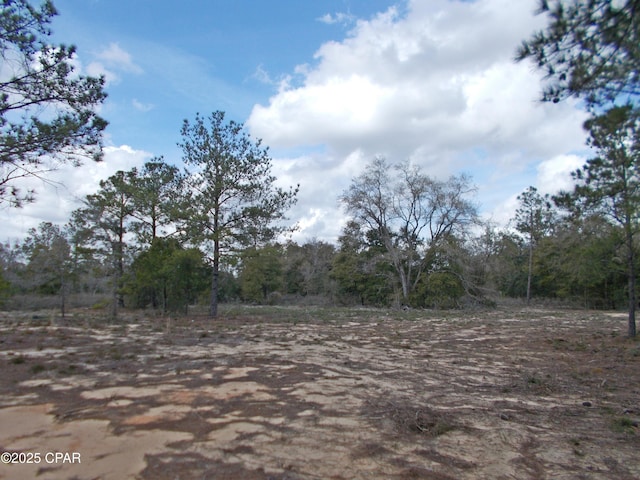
[0,306,639,479]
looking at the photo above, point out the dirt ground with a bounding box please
[0,305,639,480]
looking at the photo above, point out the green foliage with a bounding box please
[514,187,555,242]
[611,416,638,434]
[473,214,633,309]
[463,227,526,298]
[67,157,191,315]
[517,0,640,108]
[479,105,640,315]
[126,238,173,309]
[71,170,138,317]
[20,222,73,315]
[331,250,394,307]
[282,240,336,297]
[340,157,477,303]
[0,0,108,206]
[331,221,394,306]
[165,248,211,313]
[535,216,627,308]
[513,186,556,304]
[127,159,186,246]
[239,245,283,304]
[0,241,25,298]
[179,111,298,317]
[567,105,640,225]
[126,238,209,313]
[180,111,299,250]
[0,271,10,306]
[411,238,467,309]
[411,272,464,309]
[557,105,640,336]
[216,269,241,303]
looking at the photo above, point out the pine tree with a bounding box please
[0,0,107,206]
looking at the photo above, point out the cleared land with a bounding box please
[0,306,639,479]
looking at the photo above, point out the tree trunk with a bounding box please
[626,227,637,337]
[525,210,534,307]
[399,269,409,303]
[60,278,66,319]
[111,241,121,320]
[627,271,636,338]
[526,239,533,306]
[111,281,118,319]
[210,238,219,318]
[117,242,125,308]
[58,261,67,318]
[210,268,219,318]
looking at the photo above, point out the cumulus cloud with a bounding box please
[0,145,152,240]
[270,149,368,243]
[536,154,585,196]
[249,0,587,162]
[247,0,591,240]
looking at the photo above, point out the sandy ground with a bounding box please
[0,306,639,479]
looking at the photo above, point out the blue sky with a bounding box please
[50,0,400,157]
[2,0,591,243]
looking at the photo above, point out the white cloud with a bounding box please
[251,64,274,85]
[249,0,588,163]
[96,43,143,74]
[86,60,119,85]
[246,0,591,241]
[485,193,520,229]
[132,99,154,112]
[87,43,143,86]
[271,149,367,243]
[0,145,152,241]
[536,154,585,195]
[482,154,586,229]
[317,12,356,26]
[249,65,294,93]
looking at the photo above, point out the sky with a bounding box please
[1,0,592,244]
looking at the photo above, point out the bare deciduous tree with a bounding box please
[341,157,477,303]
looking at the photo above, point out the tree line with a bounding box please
[1,0,639,335]
[1,102,638,324]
